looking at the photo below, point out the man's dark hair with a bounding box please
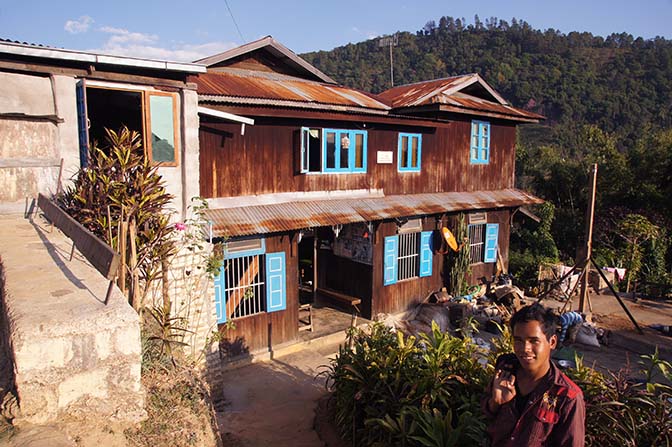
[510,303,558,341]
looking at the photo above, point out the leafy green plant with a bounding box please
[446,214,471,296]
[57,127,176,309]
[142,306,193,369]
[322,322,488,446]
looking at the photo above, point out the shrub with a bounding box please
[58,127,176,309]
[324,323,672,447]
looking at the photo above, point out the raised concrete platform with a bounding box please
[0,214,145,425]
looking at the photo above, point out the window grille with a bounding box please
[469,224,486,264]
[222,254,266,319]
[398,232,420,281]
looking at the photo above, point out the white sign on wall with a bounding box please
[377,151,393,164]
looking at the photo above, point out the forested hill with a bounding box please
[302,17,672,287]
[302,17,672,139]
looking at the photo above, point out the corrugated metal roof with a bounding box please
[204,188,543,238]
[195,69,389,111]
[377,76,473,108]
[377,74,543,121]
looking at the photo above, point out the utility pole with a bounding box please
[378,33,398,88]
[579,163,598,315]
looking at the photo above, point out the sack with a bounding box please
[575,323,600,347]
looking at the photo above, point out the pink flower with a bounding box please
[174,222,187,231]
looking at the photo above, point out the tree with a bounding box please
[617,214,660,292]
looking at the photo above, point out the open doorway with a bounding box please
[297,230,315,305]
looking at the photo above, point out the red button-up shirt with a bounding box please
[482,354,585,447]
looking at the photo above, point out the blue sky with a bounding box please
[1,0,671,62]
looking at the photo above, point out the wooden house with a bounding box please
[192,37,544,354]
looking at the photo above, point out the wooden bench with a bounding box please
[317,287,361,313]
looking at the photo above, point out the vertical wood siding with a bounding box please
[199,116,516,198]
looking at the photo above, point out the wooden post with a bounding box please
[129,218,140,311]
[579,164,598,315]
[119,220,128,296]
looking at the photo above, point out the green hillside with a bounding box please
[302,17,672,291]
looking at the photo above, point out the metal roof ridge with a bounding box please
[0,40,206,73]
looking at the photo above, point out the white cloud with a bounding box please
[64,16,94,34]
[88,27,237,62]
[351,26,380,41]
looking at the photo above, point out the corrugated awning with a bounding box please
[204,188,543,238]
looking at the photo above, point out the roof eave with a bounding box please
[390,104,543,123]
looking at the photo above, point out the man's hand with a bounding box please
[489,369,517,413]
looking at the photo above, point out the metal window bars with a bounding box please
[223,254,266,319]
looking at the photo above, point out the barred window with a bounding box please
[397,232,420,281]
[221,254,266,319]
[468,224,486,264]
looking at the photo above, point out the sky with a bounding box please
[1,0,671,63]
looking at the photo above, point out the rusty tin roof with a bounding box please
[377,74,543,121]
[204,188,543,238]
[196,69,389,113]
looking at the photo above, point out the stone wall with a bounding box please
[0,215,145,425]
[145,236,218,364]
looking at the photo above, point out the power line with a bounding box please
[224,0,245,42]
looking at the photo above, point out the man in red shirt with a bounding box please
[482,304,585,446]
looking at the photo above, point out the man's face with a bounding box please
[513,320,557,374]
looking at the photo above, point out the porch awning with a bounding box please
[203,188,543,238]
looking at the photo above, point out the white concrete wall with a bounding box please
[0,72,66,213]
[0,215,146,425]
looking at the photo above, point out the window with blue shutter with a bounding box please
[213,266,227,324]
[419,231,433,277]
[483,224,499,263]
[384,235,399,285]
[266,252,287,312]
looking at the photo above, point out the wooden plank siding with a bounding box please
[217,234,299,355]
[199,115,516,198]
[370,220,442,317]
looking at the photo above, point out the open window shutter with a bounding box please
[75,80,89,167]
[484,223,499,263]
[213,265,227,323]
[299,128,308,173]
[266,252,286,312]
[419,231,433,277]
[384,235,399,286]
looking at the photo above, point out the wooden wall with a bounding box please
[199,115,516,198]
[217,234,299,355]
[370,219,443,317]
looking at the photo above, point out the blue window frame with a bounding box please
[468,223,499,264]
[213,239,287,324]
[398,133,422,172]
[384,231,433,286]
[470,120,490,164]
[322,129,367,173]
